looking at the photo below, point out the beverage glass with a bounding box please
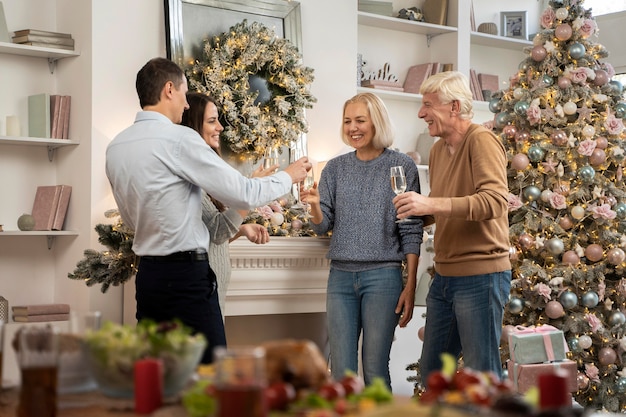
[391,166,410,223]
[16,325,60,417]
[214,346,267,417]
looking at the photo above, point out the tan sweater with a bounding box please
[429,124,511,276]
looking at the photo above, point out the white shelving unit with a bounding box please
[0,41,80,248]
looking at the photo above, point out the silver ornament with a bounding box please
[581,291,599,308]
[559,291,578,309]
[508,297,524,314]
[545,237,565,255]
[523,185,542,202]
[608,311,626,327]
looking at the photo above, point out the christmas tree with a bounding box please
[491,0,626,411]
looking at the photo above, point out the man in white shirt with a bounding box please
[106,57,311,363]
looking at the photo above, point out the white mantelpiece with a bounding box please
[225,237,331,316]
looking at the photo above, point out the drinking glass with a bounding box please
[214,346,268,417]
[263,147,279,170]
[391,166,411,223]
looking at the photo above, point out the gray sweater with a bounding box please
[311,149,423,271]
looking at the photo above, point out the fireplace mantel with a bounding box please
[225,237,331,316]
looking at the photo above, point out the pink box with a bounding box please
[508,359,577,394]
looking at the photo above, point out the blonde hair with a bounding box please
[420,71,474,120]
[341,92,394,148]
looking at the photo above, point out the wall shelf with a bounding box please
[358,11,457,37]
[470,31,533,50]
[0,136,79,161]
[0,41,80,73]
[0,230,78,249]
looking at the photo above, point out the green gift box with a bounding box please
[508,325,568,365]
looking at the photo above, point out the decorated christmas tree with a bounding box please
[490,0,626,411]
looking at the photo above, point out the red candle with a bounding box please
[134,358,163,414]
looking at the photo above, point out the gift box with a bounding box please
[508,359,577,394]
[508,325,568,364]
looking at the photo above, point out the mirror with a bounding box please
[164,0,302,67]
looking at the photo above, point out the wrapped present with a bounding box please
[508,359,577,394]
[508,325,568,364]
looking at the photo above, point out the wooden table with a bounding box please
[0,388,187,417]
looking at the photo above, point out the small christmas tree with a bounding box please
[490,0,626,411]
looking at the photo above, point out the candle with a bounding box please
[134,358,163,414]
[6,116,20,137]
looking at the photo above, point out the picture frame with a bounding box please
[500,11,527,39]
[164,0,302,67]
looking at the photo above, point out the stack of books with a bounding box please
[11,29,75,51]
[31,184,72,231]
[28,93,72,139]
[12,303,70,322]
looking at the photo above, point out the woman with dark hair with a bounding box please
[182,92,277,317]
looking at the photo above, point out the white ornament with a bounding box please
[556,8,569,20]
[582,125,596,138]
[270,212,285,226]
[541,189,553,202]
[563,101,577,115]
[513,88,524,99]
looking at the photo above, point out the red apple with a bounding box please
[426,370,450,393]
[318,381,345,401]
[339,374,365,396]
[265,381,296,411]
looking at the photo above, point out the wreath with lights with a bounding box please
[186,20,316,161]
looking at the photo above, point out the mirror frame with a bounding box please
[164,0,302,67]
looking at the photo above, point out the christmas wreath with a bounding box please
[186,20,317,161]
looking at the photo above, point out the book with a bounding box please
[478,73,499,92]
[469,69,484,101]
[361,79,403,88]
[50,94,62,139]
[430,62,441,76]
[403,63,433,94]
[12,303,70,315]
[31,185,62,231]
[0,1,9,43]
[12,34,75,46]
[362,85,405,92]
[13,29,72,38]
[422,0,448,26]
[13,313,70,322]
[52,185,72,230]
[28,93,50,138]
[19,42,74,50]
[60,95,71,139]
[442,63,454,72]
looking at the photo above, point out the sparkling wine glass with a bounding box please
[301,168,315,218]
[391,166,410,223]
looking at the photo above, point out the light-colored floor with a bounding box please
[389,306,426,396]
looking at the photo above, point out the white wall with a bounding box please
[596,11,626,73]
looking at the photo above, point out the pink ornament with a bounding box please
[503,125,517,139]
[577,372,590,390]
[555,24,573,41]
[595,137,608,149]
[562,250,580,265]
[511,153,530,170]
[589,148,606,166]
[585,244,604,262]
[545,300,565,319]
[593,69,609,86]
[518,233,534,250]
[531,45,548,62]
[559,216,573,230]
[550,130,568,146]
[599,347,617,366]
[418,326,425,341]
[291,219,303,230]
[515,130,531,143]
[607,248,626,265]
[558,77,572,89]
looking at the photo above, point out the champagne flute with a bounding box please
[391,166,410,223]
[301,168,315,218]
[263,147,278,170]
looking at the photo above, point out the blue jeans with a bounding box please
[420,271,511,386]
[326,266,402,388]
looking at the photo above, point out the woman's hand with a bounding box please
[251,164,280,178]
[395,286,415,328]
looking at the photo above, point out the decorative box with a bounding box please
[508,325,568,364]
[508,359,577,394]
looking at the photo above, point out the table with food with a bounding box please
[0,319,600,417]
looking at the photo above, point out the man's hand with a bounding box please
[283,157,312,184]
[239,223,270,244]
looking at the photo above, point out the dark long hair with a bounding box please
[182,92,227,212]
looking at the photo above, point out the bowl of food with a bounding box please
[82,319,206,398]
